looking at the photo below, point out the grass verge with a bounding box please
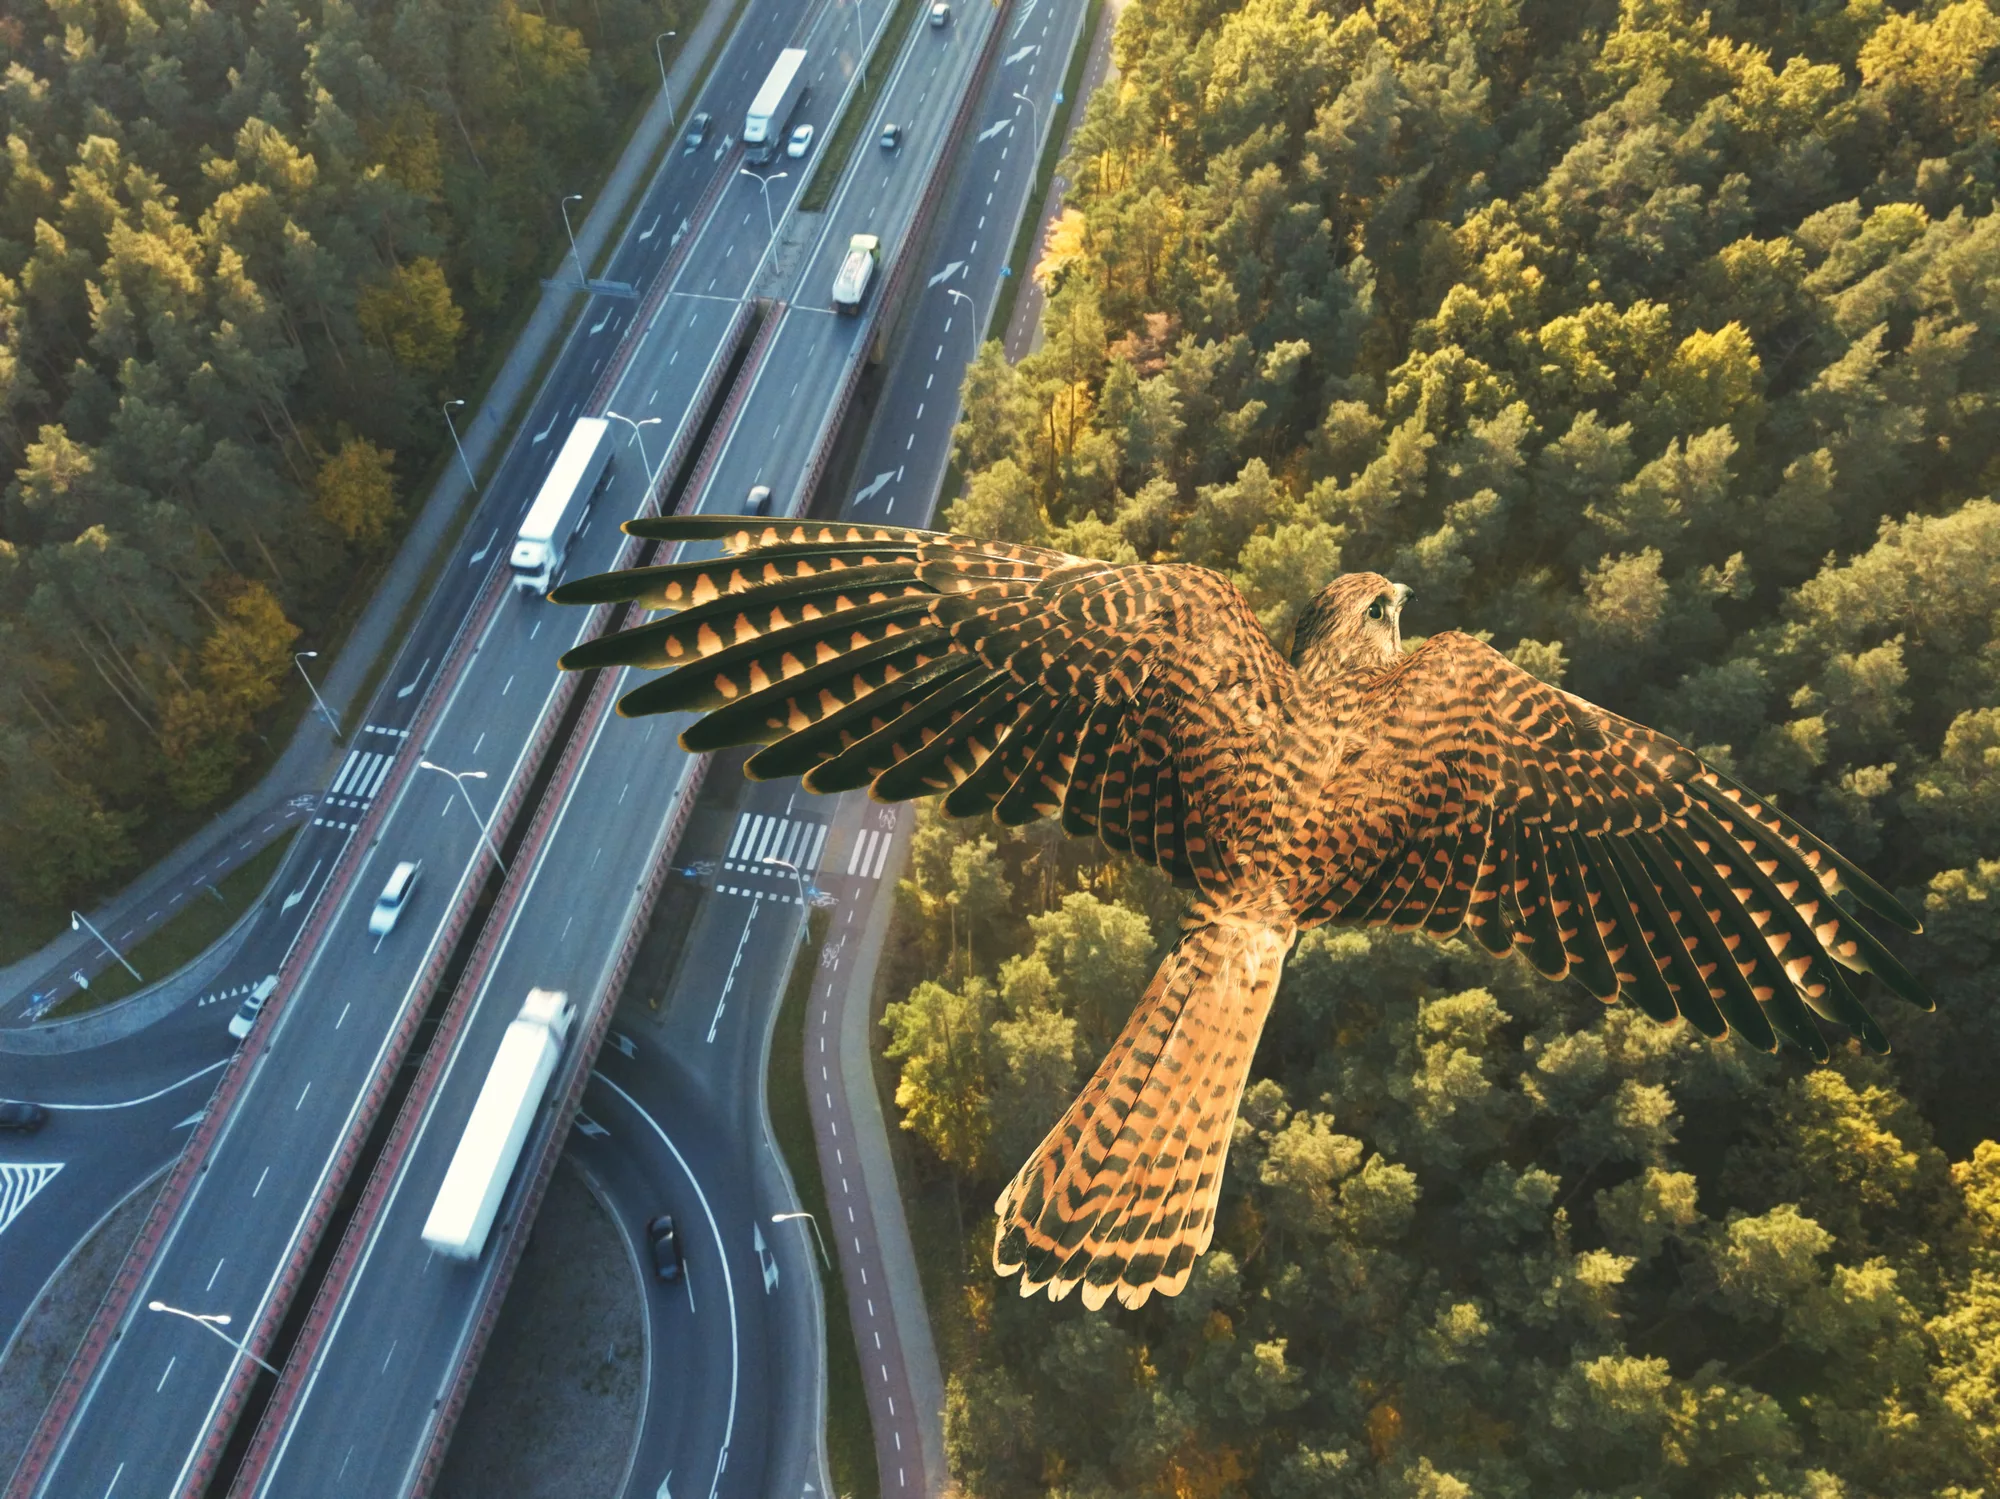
[799,0,925,213]
[43,829,298,1020]
[767,905,880,1499]
[987,0,1104,340]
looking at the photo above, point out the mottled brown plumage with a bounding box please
[554,517,1932,1311]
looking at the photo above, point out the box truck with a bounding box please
[511,417,612,595]
[832,233,880,314]
[421,988,575,1261]
[745,49,809,164]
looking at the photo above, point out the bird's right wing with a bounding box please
[552,517,1293,883]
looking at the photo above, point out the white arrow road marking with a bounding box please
[927,260,965,286]
[395,658,431,698]
[532,409,558,444]
[853,470,897,505]
[656,1473,672,1499]
[754,1223,778,1293]
[976,118,1011,142]
[469,528,498,565]
[639,213,661,241]
[0,1163,62,1239]
[591,309,612,335]
[1005,43,1040,64]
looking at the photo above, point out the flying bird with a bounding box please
[552,517,1931,1311]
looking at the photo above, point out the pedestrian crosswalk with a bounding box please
[716,811,828,903]
[0,1162,62,1241]
[846,826,896,881]
[315,744,398,831]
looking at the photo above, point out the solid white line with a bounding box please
[594,1074,738,1499]
[156,1357,174,1392]
[207,1258,224,1292]
[41,1060,229,1110]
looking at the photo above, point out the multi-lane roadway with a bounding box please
[4,0,1099,1487]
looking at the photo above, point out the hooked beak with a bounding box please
[1391,582,1414,610]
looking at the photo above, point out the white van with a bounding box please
[368,861,422,936]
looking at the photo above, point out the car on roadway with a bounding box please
[930,2,951,24]
[683,113,711,152]
[647,1214,682,1281]
[0,1100,49,1133]
[880,122,902,151]
[747,485,773,516]
[227,974,282,1041]
[368,860,422,937]
[786,123,814,159]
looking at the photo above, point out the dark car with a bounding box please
[683,112,712,152]
[0,1100,50,1133]
[647,1214,682,1281]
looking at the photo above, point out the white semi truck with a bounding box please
[744,48,809,164]
[421,988,575,1261]
[511,417,612,595]
[832,233,880,314]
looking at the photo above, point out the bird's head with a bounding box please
[1289,573,1412,681]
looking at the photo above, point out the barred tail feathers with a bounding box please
[993,915,1294,1311]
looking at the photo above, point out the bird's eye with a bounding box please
[1366,600,1385,621]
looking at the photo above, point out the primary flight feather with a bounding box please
[552,516,1932,1312]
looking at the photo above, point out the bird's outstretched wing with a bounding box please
[1314,631,1930,1058]
[553,516,1293,886]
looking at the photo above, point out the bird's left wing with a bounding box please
[551,517,1292,879]
[1315,631,1930,1059]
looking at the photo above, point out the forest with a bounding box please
[0,0,687,939]
[879,0,2000,1492]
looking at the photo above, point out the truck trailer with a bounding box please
[511,417,612,595]
[744,48,809,164]
[832,233,880,314]
[421,988,575,1261]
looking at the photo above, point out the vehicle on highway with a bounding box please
[833,233,881,315]
[511,416,613,595]
[647,1214,682,1281]
[0,1100,49,1133]
[367,860,422,937]
[422,988,575,1261]
[930,2,950,24]
[747,485,774,515]
[744,48,808,165]
[880,122,902,151]
[786,122,814,159]
[227,973,282,1041]
[683,112,711,152]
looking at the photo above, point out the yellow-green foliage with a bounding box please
[904,0,2000,1491]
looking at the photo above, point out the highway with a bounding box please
[6,0,836,1488]
[223,0,1012,1492]
[4,0,1098,1486]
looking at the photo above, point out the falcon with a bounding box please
[551,517,1932,1311]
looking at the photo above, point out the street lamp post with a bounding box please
[772,1210,833,1270]
[605,409,665,488]
[419,761,508,871]
[654,32,678,127]
[1013,89,1042,151]
[737,168,788,241]
[760,855,824,908]
[850,0,868,90]
[560,193,587,290]
[945,286,981,350]
[71,910,140,983]
[146,1301,280,1376]
[293,651,341,735]
[443,399,478,494]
